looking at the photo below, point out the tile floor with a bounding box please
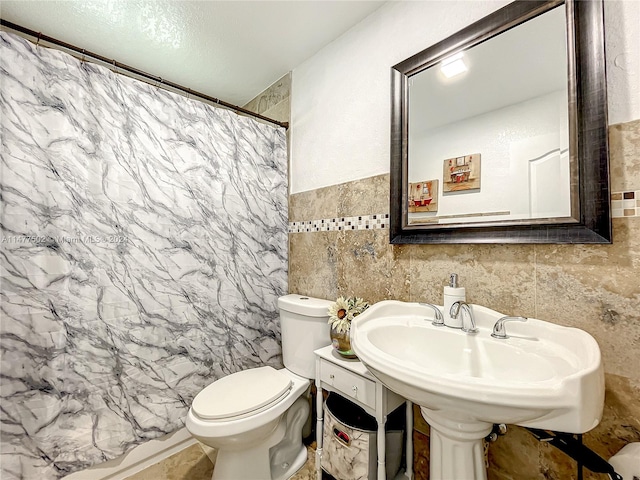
[124,443,214,480]
[125,442,334,480]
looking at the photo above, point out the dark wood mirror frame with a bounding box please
[390,0,611,244]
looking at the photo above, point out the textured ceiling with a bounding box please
[0,1,385,106]
[410,5,567,133]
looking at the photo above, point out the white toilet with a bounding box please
[186,294,332,480]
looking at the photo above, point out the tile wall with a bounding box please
[611,191,639,218]
[243,73,291,124]
[289,119,640,479]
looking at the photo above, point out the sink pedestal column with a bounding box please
[421,407,493,480]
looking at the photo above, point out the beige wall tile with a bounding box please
[289,183,341,223]
[337,174,390,217]
[243,73,291,117]
[413,403,430,436]
[336,229,410,303]
[413,430,430,480]
[262,96,290,124]
[609,119,640,192]
[534,218,640,381]
[584,373,640,461]
[486,373,640,480]
[487,426,545,480]
[289,174,390,223]
[289,231,338,300]
[537,440,578,480]
[407,243,537,317]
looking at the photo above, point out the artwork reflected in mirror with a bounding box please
[409,179,438,213]
[443,154,481,193]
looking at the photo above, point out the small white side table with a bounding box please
[314,345,413,480]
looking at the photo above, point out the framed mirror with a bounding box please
[390,0,611,244]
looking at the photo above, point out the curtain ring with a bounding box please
[81,49,86,63]
[112,60,117,74]
[156,77,163,89]
[186,88,191,101]
[36,32,42,48]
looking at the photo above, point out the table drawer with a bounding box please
[320,359,376,409]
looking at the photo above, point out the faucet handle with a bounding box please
[491,316,528,339]
[420,303,444,327]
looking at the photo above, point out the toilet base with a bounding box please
[271,442,308,480]
[211,397,310,480]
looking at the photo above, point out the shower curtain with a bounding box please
[0,31,288,479]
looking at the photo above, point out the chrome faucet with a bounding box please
[420,303,444,327]
[491,316,527,339]
[449,301,478,334]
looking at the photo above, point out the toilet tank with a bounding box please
[278,294,332,379]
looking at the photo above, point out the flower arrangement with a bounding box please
[328,296,370,334]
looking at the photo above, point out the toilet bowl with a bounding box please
[186,367,310,480]
[185,294,332,480]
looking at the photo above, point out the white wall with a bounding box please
[290,0,640,194]
[605,0,640,126]
[409,90,569,221]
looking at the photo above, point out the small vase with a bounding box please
[330,326,357,359]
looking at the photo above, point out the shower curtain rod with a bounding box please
[0,19,289,129]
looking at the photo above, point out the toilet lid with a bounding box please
[192,366,292,420]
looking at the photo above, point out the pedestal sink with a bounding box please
[350,301,604,480]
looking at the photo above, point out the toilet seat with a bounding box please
[192,366,293,420]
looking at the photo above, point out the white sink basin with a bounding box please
[351,301,604,480]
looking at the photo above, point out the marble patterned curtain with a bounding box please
[0,31,287,479]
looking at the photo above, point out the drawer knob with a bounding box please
[352,386,358,393]
[329,374,334,379]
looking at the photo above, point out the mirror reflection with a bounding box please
[407,5,572,226]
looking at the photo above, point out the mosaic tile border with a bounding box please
[288,214,389,233]
[289,191,638,234]
[612,191,639,218]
